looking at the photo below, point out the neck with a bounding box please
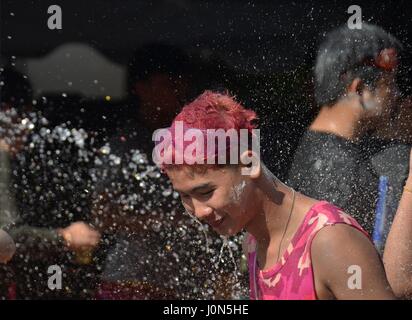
[310,97,363,140]
[245,166,296,249]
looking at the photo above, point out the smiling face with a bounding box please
[166,165,258,236]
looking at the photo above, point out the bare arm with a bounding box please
[0,149,66,260]
[312,224,395,300]
[383,148,412,299]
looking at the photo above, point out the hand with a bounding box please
[0,229,16,264]
[58,221,101,251]
[0,139,10,152]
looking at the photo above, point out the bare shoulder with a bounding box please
[312,223,372,255]
[311,223,394,299]
[311,223,379,272]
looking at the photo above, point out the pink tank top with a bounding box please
[247,201,370,300]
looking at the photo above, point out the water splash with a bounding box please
[0,107,247,299]
[183,209,210,253]
[218,236,244,299]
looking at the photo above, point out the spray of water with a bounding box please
[183,209,210,253]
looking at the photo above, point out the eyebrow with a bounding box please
[175,183,213,194]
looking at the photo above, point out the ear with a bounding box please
[347,78,363,95]
[239,150,261,178]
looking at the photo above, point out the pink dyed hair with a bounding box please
[156,90,258,171]
[172,90,257,133]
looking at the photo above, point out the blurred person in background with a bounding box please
[287,23,408,236]
[0,63,101,299]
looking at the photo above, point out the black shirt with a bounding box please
[359,136,411,239]
[286,130,379,234]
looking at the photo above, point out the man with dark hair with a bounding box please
[313,24,402,109]
[287,23,410,236]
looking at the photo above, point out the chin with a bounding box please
[221,226,240,237]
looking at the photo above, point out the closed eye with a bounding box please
[198,189,215,197]
[179,192,190,199]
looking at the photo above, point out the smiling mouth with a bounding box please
[209,216,225,228]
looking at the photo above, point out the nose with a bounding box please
[192,199,213,221]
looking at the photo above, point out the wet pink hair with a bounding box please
[172,90,257,133]
[156,90,258,171]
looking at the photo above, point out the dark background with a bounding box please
[2,0,412,69]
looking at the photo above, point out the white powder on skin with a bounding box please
[230,180,247,203]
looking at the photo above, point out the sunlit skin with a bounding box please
[383,148,412,298]
[166,156,395,299]
[166,161,312,257]
[167,165,256,237]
